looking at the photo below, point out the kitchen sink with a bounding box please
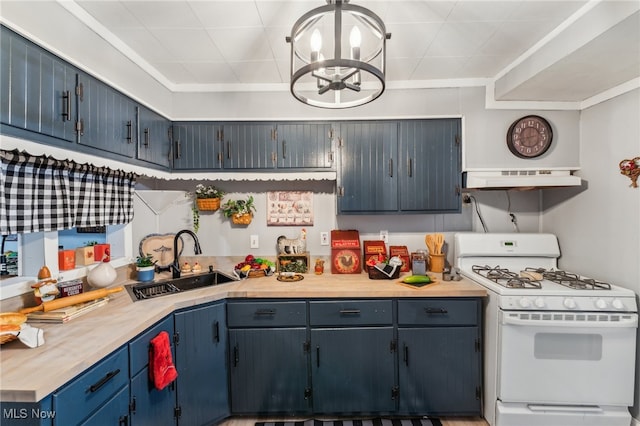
[125,270,238,302]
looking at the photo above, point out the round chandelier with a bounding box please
[286,0,391,109]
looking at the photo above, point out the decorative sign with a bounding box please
[267,191,313,226]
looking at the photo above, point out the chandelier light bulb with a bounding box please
[349,26,361,48]
[310,29,322,53]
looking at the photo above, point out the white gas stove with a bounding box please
[454,233,638,426]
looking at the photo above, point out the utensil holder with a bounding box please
[429,254,445,273]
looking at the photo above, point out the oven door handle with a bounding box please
[527,404,603,413]
[501,313,638,328]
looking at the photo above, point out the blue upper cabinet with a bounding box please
[1,25,76,145]
[76,71,137,158]
[337,119,461,214]
[137,106,172,169]
[399,119,462,212]
[222,122,277,169]
[337,121,399,213]
[172,122,224,170]
[275,122,335,169]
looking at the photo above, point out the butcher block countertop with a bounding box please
[0,269,485,403]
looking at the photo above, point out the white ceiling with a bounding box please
[5,0,640,103]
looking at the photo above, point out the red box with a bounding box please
[363,240,387,271]
[389,246,410,272]
[58,249,76,271]
[331,230,361,274]
[93,243,111,262]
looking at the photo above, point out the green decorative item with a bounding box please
[135,253,156,282]
[189,184,225,233]
[221,196,256,225]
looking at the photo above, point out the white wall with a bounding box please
[542,88,640,419]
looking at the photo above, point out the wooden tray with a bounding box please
[139,233,184,267]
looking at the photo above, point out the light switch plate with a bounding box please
[320,231,329,246]
[250,235,259,249]
[380,230,388,243]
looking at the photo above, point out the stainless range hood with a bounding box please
[464,169,582,189]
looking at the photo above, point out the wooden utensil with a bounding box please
[19,287,124,315]
[425,234,435,254]
[435,233,444,254]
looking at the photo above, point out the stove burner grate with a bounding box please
[541,269,611,290]
[472,265,542,289]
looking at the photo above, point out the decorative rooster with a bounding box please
[277,229,307,254]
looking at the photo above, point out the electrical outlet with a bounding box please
[462,193,472,205]
[380,230,389,243]
[250,235,259,249]
[320,231,329,246]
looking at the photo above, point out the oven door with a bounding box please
[497,310,638,406]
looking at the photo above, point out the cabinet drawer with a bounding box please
[129,315,174,377]
[53,346,128,426]
[227,300,307,327]
[309,300,393,326]
[398,299,478,326]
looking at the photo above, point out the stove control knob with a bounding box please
[612,299,625,310]
[595,298,608,309]
[563,298,577,309]
[519,298,532,308]
[534,298,546,308]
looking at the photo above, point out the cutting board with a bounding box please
[139,233,184,267]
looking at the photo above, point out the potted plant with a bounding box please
[221,196,256,225]
[135,253,156,282]
[189,184,225,233]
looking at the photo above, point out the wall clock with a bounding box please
[506,115,553,158]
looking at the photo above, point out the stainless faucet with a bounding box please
[171,229,202,279]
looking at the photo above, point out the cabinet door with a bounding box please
[79,384,130,426]
[174,302,229,425]
[399,119,461,212]
[398,327,481,415]
[77,72,136,158]
[172,122,223,170]
[138,107,172,168]
[276,122,334,169]
[223,122,276,169]
[130,367,176,426]
[229,328,310,414]
[0,26,76,144]
[337,121,398,213]
[311,327,396,413]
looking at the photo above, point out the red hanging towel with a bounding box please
[149,331,178,390]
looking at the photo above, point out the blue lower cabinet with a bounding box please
[310,327,396,414]
[52,346,129,425]
[79,385,129,426]
[0,396,54,426]
[228,328,310,415]
[398,327,482,416]
[130,367,176,426]
[174,301,228,425]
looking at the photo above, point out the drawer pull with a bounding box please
[255,309,277,316]
[213,320,220,343]
[339,309,361,315]
[88,368,120,393]
[316,346,320,368]
[62,90,72,121]
[425,307,448,314]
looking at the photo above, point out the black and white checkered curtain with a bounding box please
[1,150,137,234]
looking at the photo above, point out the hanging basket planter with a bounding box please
[231,213,253,225]
[196,198,221,211]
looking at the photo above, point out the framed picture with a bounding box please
[267,191,314,226]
